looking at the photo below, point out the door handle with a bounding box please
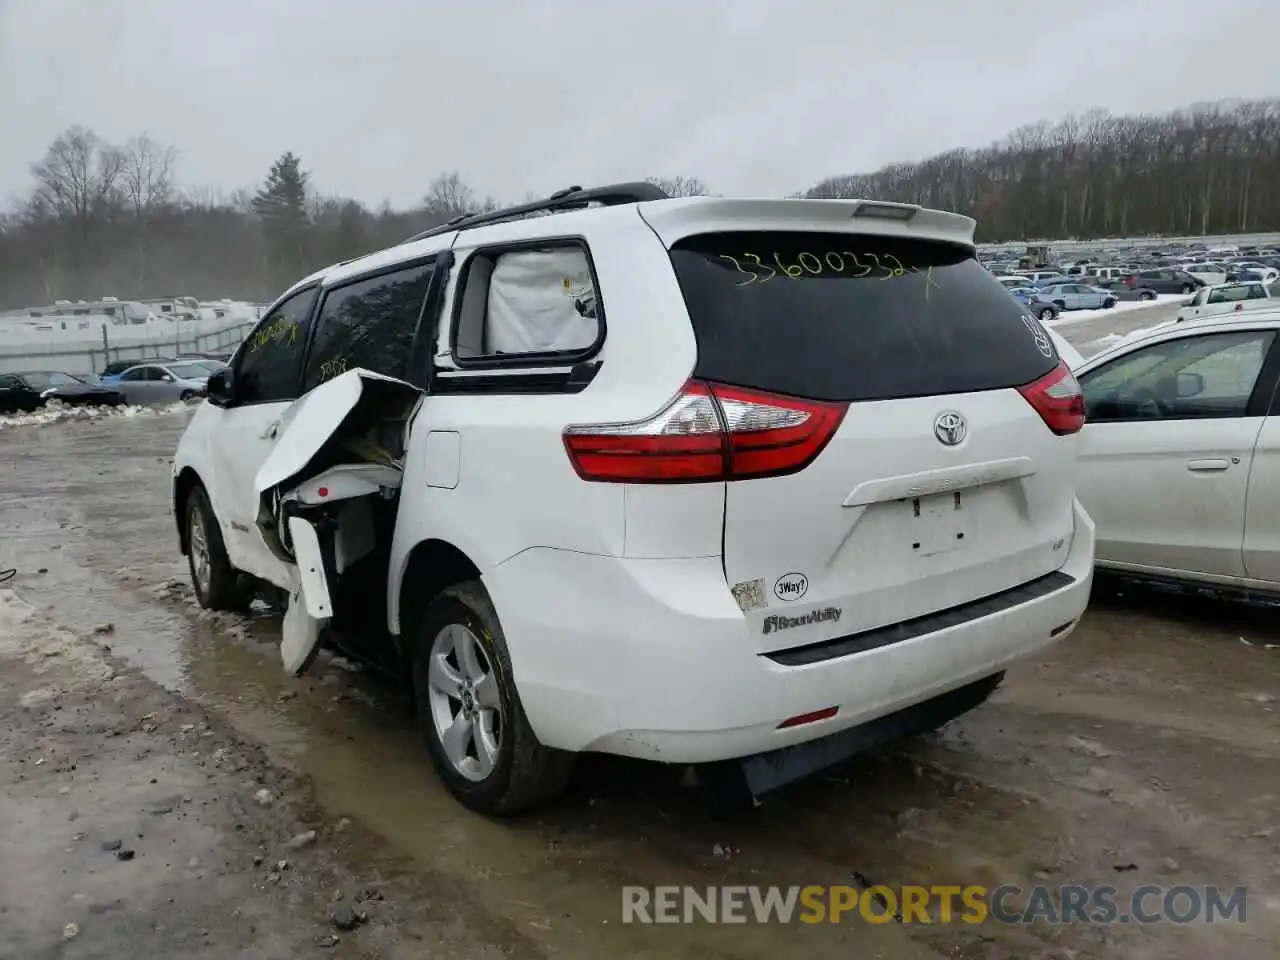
[261,420,280,440]
[1186,459,1230,472]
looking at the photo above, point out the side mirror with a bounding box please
[1176,371,1205,399]
[207,369,235,405]
[161,374,176,382]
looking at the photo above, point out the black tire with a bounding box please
[1141,291,1156,301]
[1053,299,1066,309]
[184,485,246,611]
[411,581,574,815]
[180,390,195,402]
[1103,298,1116,309]
[1038,307,1056,323]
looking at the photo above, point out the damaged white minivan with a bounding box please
[172,183,1095,815]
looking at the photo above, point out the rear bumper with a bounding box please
[486,500,1095,762]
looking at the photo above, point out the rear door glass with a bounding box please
[668,231,1058,403]
[302,261,434,391]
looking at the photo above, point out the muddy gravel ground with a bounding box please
[3,308,1279,959]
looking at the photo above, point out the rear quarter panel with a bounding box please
[387,209,709,632]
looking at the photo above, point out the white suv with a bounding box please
[172,184,1095,814]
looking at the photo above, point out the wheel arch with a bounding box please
[173,466,204,555]
[391,538,483,645]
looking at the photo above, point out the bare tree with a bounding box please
[119,135,176,218]
[29,126,123,222]
[646,176,711,197]
[422,172,477,224]
[117,135,176,290]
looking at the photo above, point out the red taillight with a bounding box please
[563,380,848,483]
[1124,275,1136,286]
[1018,362,1085,435]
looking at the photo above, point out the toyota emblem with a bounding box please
[933,411,967,446]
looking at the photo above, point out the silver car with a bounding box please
[114,360,215,405]
[1037,283,1117,311]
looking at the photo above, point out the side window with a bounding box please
[119,367,147,382]
[301,260,434,392]
[1081,331,1274,423]
[0,375,19,389]
[236,287,317,404]
[1180,334,1272,407]
[452,244,602,364]
[1250,284,1269,300]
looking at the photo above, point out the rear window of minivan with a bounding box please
[668,231,1059,403]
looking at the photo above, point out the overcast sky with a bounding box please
[1,0,1277,209]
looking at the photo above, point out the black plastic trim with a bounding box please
[765,570,1076,667]
[409,250,455,391]
[431,361,601,396]
[696,672,1005,816]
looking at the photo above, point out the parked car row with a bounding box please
[0,357,228,415]
[99,358,224,403]
[0,371,125,413]
[982,241,1280,298]
[1000,277,1125,315]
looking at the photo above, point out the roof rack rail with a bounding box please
[402,181,669,244]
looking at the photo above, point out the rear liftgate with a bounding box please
[253,369,422,675]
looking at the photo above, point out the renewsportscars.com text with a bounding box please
[621,884,1247,925]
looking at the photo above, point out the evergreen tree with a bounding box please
[332,199,371,260]
[252,151,310,282]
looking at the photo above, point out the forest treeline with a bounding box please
[1,98,1277,309]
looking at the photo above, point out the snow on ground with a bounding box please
[1045,293,1188,328]
[1089,319,1179,351]
[0,399,193,430]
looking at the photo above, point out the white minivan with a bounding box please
[172,185,1095,814]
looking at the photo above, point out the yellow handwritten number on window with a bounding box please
[797,252,823,275]
[744,253,777,283]
[843,253,872,278]
[719,251,924,284]
[250,317,297,352]
[718,254,758,286]
[773,252,805,278]
[318,357,348,381]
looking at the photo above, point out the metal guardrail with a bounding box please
[0,320,256,375]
